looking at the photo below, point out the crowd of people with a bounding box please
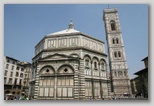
[4,95,30,100]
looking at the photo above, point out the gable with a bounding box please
[40,53,78,61]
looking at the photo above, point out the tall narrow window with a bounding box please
[101,62,105,70]
[8,78,12,84]
[20,73,23,77]
[19,79,22,85]
[4,78,7,84]
[16,66,19,70]
[94,62,97,69]
[4,70,8,76]
[115,71,117,76]
[25,74,27,78]
[114,52,117,58]
[85,59,89,67]
[11,66,14,70]
[118,51,121,57]
[110,20,116,31]
[14,78,17,85]
[21,68,24,71]
[116,38,119,44]
[10,72,13,77]
[124,71,127,76]
[16,72,19,77]
[118,71,123,76]
[112,38,115,44]
[6,64,9,69]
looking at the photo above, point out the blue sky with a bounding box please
[4,4,148,78]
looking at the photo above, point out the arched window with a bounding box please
[114,51,117,58]
[20,73,23,77]
[118,71,123,76]
[101,62,105,70]
[94,62,97,69]
[110,20,116,31]
[112,38,115,44]
[115,71,117,76]
[116,38,119,44]
[85,59,89,67]
[38,65,74,99]
[16,72,19,77]
[39,66,55,75]
[124,71,127,76]
[118,51,121,57]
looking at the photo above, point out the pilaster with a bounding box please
[79,59,85,100]
[33,65,40,100]
[74,63,79,100]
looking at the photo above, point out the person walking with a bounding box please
[14,97,17,100]
[26,96,29,100]
[20,95,26,100]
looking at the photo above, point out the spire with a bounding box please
[68,19,74,29]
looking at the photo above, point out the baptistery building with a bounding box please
[31,21,110,100]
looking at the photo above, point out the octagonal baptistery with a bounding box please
[32,21,110,100]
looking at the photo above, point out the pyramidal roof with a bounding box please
[47,20,81,36]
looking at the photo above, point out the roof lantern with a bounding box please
[68,19,74,29]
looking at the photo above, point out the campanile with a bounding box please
[103,8,131,96]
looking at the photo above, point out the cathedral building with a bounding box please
[103,8,132,96]
[31,20,109,100]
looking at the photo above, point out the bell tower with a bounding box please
[103,8,131,96]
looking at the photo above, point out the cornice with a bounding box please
[32,47,107,60]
